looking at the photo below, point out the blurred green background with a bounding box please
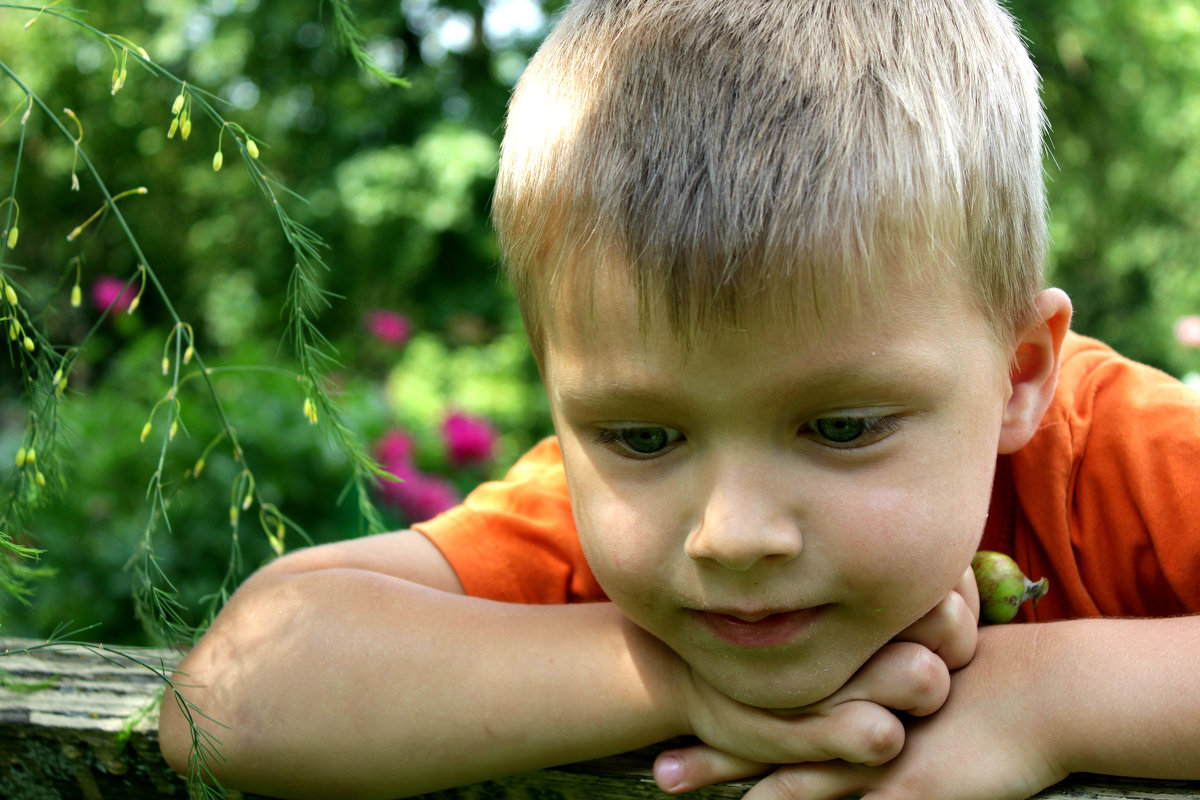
[1,0,1199,645]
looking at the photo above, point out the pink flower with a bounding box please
[1174,315,1200,348]
[442,411,498,466]
[378,462,459,523]
[374,430,415,467]
[91,275,133,314]
[364,309,411,346]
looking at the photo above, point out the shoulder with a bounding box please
[412,437,604,604]
[1011,331,1200,616]
[1051,332,1200,426]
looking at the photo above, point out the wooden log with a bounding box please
[1,638,1197,800]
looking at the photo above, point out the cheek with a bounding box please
[825,450,994,615]
[567,464,678,602]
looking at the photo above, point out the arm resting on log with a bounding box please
[3,638,1199,800]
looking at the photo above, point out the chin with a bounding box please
[706,663,853,710]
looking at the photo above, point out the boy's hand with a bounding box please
[658,567,981,791]
[894,565,980,669]
[660,624,1065,800]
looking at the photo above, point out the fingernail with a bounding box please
[655,754,684,792]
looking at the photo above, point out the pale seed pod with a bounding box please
[212,151,224,172]
[181,117,192,140]
[168,116,179,139]
[23,335,34,353]
[171,93,184,115]
[6,226,17,249]
[5,282,17,305]
[140,422,152,442]
[24,448,35,465]
[35,470,45,488]
[71,284,82,307]
[162,357,170,375]
[15,447,26,467]
[246,139,259,159]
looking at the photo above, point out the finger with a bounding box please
[896,587,977,670]
[957,564,981,622]
[743,761,871,800]
[717,698,906,767]
[785,698,906,765]
[812,641,949,717]
[654,744,769,794]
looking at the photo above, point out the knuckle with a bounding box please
[857,712,905,765]
[902,646,951,714]
[770,766,813,798]
[908,644,949,692]
[829,701,904,765]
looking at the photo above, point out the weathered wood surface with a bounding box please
[1,637,1198,800]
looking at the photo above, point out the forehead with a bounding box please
[542,255,1004,400]
[543,242,979,357]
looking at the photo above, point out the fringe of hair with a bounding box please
[494,0,1047,358]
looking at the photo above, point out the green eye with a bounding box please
[619,428,674,454]
[594,427,683,457]
[812,417,869,443]
[806,415,905,448]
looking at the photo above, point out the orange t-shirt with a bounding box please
[414,332,1200,619]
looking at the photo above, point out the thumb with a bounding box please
[655,743,769,794]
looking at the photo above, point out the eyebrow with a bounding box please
[552,354,956,416]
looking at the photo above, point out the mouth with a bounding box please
[694,606,825,649]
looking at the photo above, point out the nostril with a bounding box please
[684,519,803,571]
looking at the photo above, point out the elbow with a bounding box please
[153,572,303,788]
[157,678,194,776]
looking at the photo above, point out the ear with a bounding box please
[997,288,1073,454]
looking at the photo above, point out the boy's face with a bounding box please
[543,265,1013,710]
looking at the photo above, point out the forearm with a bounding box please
[159,569,684,799]
[1023,616,1200,779]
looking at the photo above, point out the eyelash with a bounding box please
[592,414,906,459]
[592,427,684,459]
[801,415,905,449]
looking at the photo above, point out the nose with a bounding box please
[683,453,804,571]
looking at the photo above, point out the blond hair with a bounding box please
[493,0,1047,357]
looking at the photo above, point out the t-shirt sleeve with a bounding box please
[1008,334,1200,618]
[411,437,607,604]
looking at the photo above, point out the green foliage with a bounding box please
[0,0,559,655]
[1011,0,1200,376]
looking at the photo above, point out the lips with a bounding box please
[697,607,823,649]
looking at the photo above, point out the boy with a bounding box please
[159,1,1200,798]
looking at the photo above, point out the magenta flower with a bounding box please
[374,429,415,467]
[442,411,498,466]
[91,275,133,314]
[378,462,459,523]
[1175,315,1200,348]
[364,309,412,346]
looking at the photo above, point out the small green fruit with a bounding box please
[971,550,1049,624]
